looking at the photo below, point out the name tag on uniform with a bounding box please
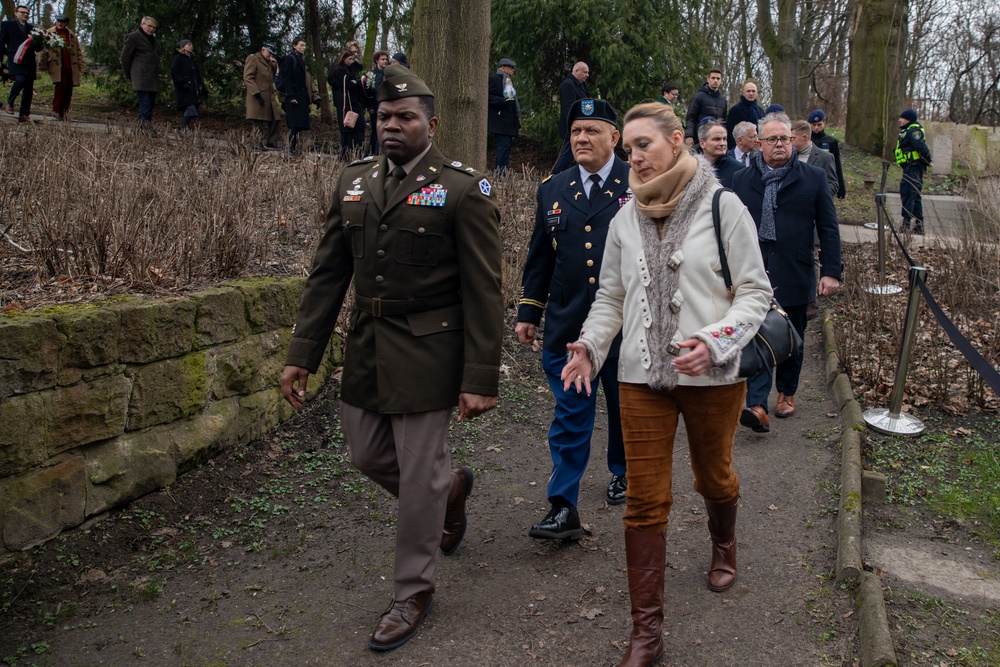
[407,187,447,207]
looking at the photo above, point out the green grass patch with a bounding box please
[866,417,1000,547]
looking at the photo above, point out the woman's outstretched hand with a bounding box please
[561,342,594,395]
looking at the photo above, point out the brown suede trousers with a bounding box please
[619,382,745,531]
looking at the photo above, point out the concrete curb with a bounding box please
[821,316,898,667]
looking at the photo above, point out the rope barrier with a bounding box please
[865,194,1000,435]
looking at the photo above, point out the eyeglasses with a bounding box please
[760,136,792,145]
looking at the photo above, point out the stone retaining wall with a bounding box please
[0,279,342,555]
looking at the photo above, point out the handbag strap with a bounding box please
[343,75,352,112]
[711,187,735,298]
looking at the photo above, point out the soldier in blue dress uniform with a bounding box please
[516,98,630,540]
[894,108,932,234]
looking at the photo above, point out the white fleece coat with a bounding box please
[578,178,772,387]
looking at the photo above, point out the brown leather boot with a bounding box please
[617,528,666,667]
[705,497,739,592]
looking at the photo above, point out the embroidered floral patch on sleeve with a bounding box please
[708,323,750,353]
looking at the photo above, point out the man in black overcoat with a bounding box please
[1,4,42,121]
[731,112,842,433]
[551,61,591,174]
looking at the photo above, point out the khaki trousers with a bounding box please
[340,403,452,600]
[619,382,745,532]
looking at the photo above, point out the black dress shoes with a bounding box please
[528,504,583,540]
[369,592,433,651]
[606,474,627,505]
[441,466,473,555]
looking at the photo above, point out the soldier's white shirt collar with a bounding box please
[578,153,616,194]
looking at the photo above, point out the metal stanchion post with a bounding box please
[865,193,903,295]
[864,266,928,436]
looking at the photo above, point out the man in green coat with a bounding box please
[281,64,503,652]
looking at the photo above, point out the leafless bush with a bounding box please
[491,167,541,309]
[832,181,1000,412]
[0,124,542,319]
[0,124,338,308]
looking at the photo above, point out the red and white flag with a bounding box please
[13,36,32,65]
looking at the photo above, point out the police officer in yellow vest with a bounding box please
[895,108,932,234]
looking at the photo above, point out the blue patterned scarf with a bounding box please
[753,149,797,241]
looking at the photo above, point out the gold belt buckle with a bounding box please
[372,297,381,318]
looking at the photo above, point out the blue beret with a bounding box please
[807,109,826,123]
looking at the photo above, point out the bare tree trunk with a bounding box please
[306,0,335,126]
[410,0,490,169]
[59,0,78,29]
[845,0,907,159]
[363,0,381,66]
[757,0,803,115]
[1,0,16,21]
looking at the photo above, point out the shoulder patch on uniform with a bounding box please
[479,179,492,196]
[912,130,922,140]
[443,161,481,177]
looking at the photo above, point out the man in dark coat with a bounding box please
[684,68,727,146]
[732,112,842,433]
[807,109,847,199]
[517,98,629,541]
[280,38,320,155]
[487,58,520,175]
[551,61,590,174]
[700,120,743,188]
[894,108,933,234]
[792,119,838,197]
[725,81,764,149]
[120,16,160,128]
[170,39,205,129]
[281,64,503,653]
[1,4,43,121]
[728,120,758,167]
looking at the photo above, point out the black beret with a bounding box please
[377,63,434,102]
[567,98,618,128]
[807,109,826,123]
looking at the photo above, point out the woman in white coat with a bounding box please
[562,102,772,667]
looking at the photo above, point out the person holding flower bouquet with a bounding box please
[39,14,85,121]
[0,4,43,121]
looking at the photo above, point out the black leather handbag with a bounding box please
[711,188,803,378]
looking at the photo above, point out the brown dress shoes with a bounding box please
[775,393,796,418]
[740,405,770,432]
[441,466,473,555]
[369,592,434,651]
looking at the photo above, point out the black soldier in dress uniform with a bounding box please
[516,98,630,541]
[281,64,503,652]
[894,108,933,234]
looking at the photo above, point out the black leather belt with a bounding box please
[355,293,461,317]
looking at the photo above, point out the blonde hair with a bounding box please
[623,102,683,139]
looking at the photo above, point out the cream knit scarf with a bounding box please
[636,154,716,390]
[629,150,698,219]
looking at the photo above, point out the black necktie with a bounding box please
[588,174,602,206]
[384,165,407,201]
